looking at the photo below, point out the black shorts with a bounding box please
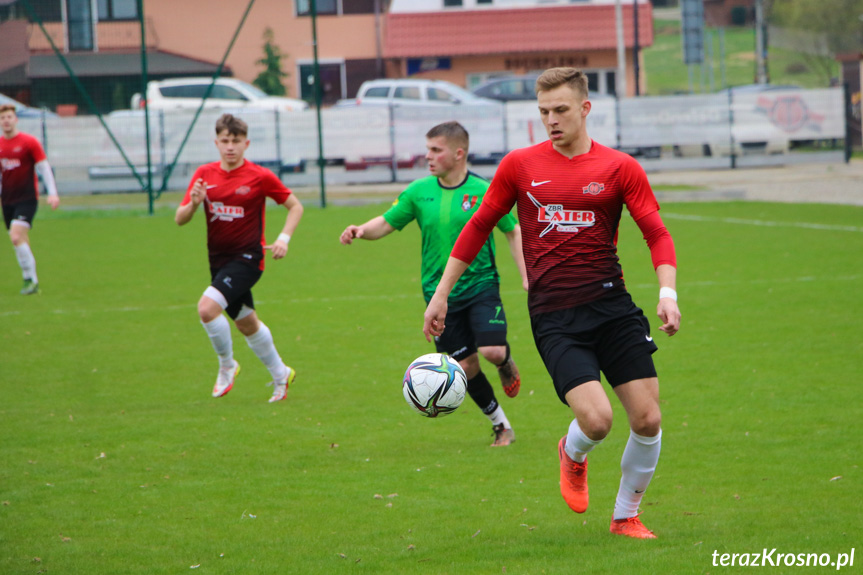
[210,259,263,320]
[434,288,509,362]
[3,200,38,230]
[530,290,658,405]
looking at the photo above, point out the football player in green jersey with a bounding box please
[340,122,527,446]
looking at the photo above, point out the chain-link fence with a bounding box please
[15,86,848,201]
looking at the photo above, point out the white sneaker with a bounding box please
[268,365,296,403]
[212,361,240,398]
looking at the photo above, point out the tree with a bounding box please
[768,0,863,83]
[770,0,863,55]
[253,27,288,96]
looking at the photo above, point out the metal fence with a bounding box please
[17,87,848,198]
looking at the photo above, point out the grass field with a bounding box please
[1,196,861,574]
[644,20,839,95]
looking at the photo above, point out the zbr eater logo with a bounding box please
[527,192,596,237]
[208,202,245,222]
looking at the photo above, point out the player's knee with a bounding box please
[631,409,662,437]
[197,298,221,323]
[479,345,507,366]
[580,412,613,440]
[458,354,480,379]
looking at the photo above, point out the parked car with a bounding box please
[471,75,540,102]
[342,78,501,108]
[130,77,308,112]
[0,93,58,118]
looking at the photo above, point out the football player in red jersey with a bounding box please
[0,104,60,295]
[423,68,681,539]
[176,114,303,403]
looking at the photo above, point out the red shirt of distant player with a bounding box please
[454,140,662,315]
[182,160,291,270]
[0,133,46,206]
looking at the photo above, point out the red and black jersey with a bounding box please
[182,160,291,270]
[455,140,660,315]
[0,133,46,206]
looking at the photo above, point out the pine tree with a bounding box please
[253,27,288,96]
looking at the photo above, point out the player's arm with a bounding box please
[34,160,59,210]
[175,177,207,226]
[339,215,396,245]
[503,225,528,291]
[266,193,303,260]
[634,210,680,336]
[423,201,507,341]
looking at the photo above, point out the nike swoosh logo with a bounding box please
[531,180,551,187]
[645,336,653,342]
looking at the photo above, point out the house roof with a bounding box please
[27,50,230,79]
[384,3,654,59]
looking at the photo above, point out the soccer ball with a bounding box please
[402,353,467,418]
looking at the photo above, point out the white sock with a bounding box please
[488,406,511,429]
[201,315,234,369]
[614,429,662,520]
[244,322,288,383]
[565,419,603,463]
[14,243,37,283]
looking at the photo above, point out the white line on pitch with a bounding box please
[662,212,863,233]
[2,275,859,318]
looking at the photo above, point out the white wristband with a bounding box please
[277,233,291,244]
[659,287,677,301]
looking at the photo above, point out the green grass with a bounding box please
[644,20,840,95]
[1,198,861,574]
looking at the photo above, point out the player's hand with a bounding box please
[423,293,448,342]
[190,178,207,206]
[47,195,60,210]
[265,239,289,260]
[339,225,363,245]
[657,298,681,336]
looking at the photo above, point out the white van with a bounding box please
[131,77,308,112]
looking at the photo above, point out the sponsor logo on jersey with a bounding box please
[531,179,551,187]
[527,192,596,237]
[583,182,605,195]
[235,185,251,195]
[462,194,478,211]
[208,202,245,222]
[0,158,22,171]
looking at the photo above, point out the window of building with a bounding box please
[97,0,138,21]
[66,0,93,51]
[26,0,63,22]
[443,0,463,7]
[299,62,344,105]
[342,0,377,15]
[296,0,339,16]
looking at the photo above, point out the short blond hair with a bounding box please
[535,67,589,100]
[0,104,17,115]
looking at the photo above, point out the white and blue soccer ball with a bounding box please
[402,353,467,418]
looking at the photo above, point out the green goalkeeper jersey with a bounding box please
[383,172,517,306]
